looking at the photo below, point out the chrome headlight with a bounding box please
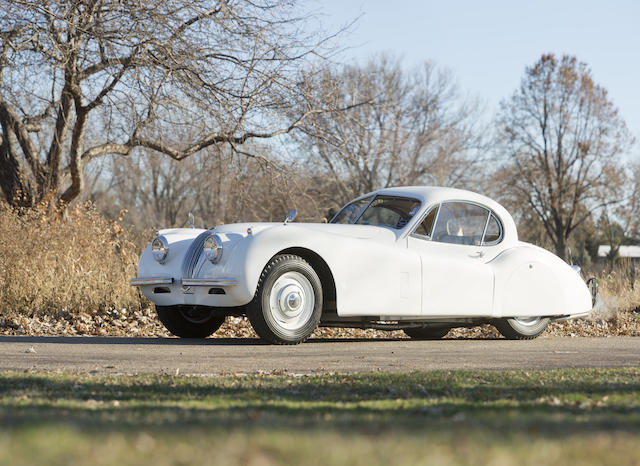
[151,236,169,263]
[203,234,223,263]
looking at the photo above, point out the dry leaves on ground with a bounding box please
[1,305,638,339]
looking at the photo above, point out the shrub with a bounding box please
[0,202,144,318]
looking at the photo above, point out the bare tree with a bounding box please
[291,56,486,206]
[89,143,329,231]
[0,0,338,209]
[98,151,202,227]
[495,54,633,260]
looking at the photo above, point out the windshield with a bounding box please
[331,195,421,229]
[330,196,373,225]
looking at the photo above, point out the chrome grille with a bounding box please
[181,231,210,279]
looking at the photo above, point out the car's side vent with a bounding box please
[181,231,211,279]
[208,288,226,295]
[153,287,170,294]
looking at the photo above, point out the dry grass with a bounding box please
[0,202,143,322]
[593,261,640,315]
[0,202,638,338]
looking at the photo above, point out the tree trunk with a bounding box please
[554,233,569,262]
[0,125,33,207]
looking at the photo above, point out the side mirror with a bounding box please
[284,208,297,224]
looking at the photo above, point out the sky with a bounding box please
[318,0,640,151]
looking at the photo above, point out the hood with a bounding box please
[213,222,398,242]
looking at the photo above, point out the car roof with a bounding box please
[365,185,482,202]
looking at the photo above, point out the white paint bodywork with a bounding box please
[134,186,593,320]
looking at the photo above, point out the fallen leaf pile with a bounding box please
[0,304,638,339]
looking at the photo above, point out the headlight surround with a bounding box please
[203,234,223,263]
[151,236,169,263]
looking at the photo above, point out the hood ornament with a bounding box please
[188,212,195,229]
[284,209,297,224]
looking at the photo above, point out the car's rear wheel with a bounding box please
[247,254,322,345]
[494,316,550,340]
[156,305,226,338]
[404,326,450,340]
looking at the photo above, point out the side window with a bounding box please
[432,202,489,246]
[411,206,438,240]
[482,214,502,245]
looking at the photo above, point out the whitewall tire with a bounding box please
[494,316,550,340]
[247,254,322,344]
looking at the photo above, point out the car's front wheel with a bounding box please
[156,306,226,338]
[494,316,550,340]
[404,326,450,340]
[247,254,322,344]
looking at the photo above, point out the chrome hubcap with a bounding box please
[285,291,302,312]
[513,316,542,327]
[269,271,314,330]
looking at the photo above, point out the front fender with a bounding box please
[242,225,421,316]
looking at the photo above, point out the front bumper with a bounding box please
[129,276,247,307]
[129,277,238,287]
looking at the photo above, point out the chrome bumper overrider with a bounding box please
[129,277,237,287]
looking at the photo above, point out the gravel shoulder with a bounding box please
[1,336,639,375]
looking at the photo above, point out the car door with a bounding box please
[406,201,504,317]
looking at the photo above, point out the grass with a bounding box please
[1,369,639,465]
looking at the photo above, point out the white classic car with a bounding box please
[130,186,597,344]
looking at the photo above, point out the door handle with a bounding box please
[469,251,485,258]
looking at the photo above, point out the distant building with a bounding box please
[597,245,640,262]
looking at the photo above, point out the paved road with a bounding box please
[1,336,638,375]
